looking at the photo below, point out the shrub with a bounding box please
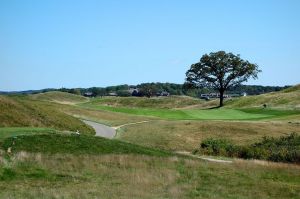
[195,133,300,163]
[197,138,240,157]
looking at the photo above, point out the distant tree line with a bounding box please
[0,82,289,97]
[57,83,184,97]
[56,83,290,98]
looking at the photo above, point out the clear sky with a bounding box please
[0,0,299,91]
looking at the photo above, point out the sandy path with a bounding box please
[112,121,149,129]
[176,151,233,163]
[82,120,116,139]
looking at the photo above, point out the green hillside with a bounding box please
[0,127,56,141]
[30,91,88,104]
[86,95,206,109]
[0,96,94,134]
[225,84,300,109]
[2,133,170,156]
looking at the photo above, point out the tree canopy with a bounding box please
[185,51,261,106]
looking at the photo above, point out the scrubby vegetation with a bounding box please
[194,133,300,163]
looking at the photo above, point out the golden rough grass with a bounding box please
[88,95,205,109]
[0,152,299,199]
[0,96,94,134]
[117,120,300,151]
[30,91,88,104]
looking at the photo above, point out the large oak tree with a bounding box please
[185,51,260,107]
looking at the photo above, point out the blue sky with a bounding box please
[0,0,299,91]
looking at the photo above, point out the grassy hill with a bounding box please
[0,127,56,141]
[61,103,155,126]
[0,127,299,198]
[80,102,299,120]
[0,91,299,198]
[30,91,88,104]
[0,95,94,134]
[225,84,300,109]
[1,132,170,156]
[78,87,300,120]
[116,120,300,152]
[86,96,206,109]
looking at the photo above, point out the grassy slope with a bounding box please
[79,103,299,120]
[116,120,300,152]
[0,127,56,141]
[0,96,94,134]
[59,103,155,126]
[78,86,300,120]
[1,133,170,156]
[0,91,299,198]
[0,127,298,198]
[30,91,88,104]
[0,152,299,199]
[87,96,205,109]
[225,84,300,109]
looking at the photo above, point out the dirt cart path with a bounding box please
[82,120,116,139]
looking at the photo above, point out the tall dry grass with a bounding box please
[0,152,299,199]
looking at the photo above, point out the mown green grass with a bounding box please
[79,102,299,120]
[1,134,170,156]
[77,86,300,120]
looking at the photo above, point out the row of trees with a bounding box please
[58,82,288,99]
[58,83,184,97]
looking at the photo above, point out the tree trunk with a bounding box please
[219,89,224,107]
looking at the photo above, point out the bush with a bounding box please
[195,133,300,163]
[196,138,240,157]
[116,90,131,97]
